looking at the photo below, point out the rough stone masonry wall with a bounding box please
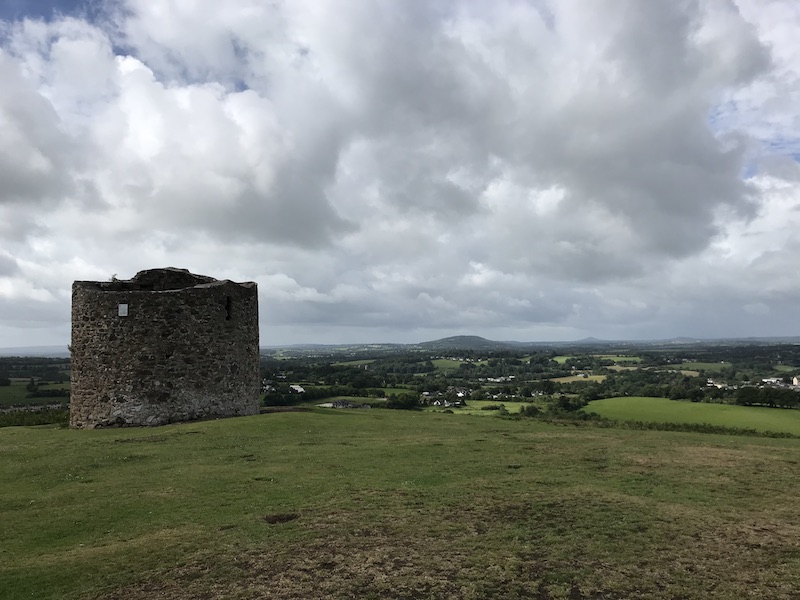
[70,268,260,428]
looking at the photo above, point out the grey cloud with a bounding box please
[0,253,20,276]
[499,1,768,268]
[0,52,75,205]
[0,296,68,328]
[0,0,797,347]
[285,0,771,277]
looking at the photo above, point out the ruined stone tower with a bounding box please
[70,268,260,428]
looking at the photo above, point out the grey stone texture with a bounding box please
[70,268,259,428]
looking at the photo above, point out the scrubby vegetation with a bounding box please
[0,407,68,428]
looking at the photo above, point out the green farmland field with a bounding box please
[4,409,800,599]
[427,399,532,415]
[430,358,488,371]
[431,358,469,371]
[0,382,70,407]
[665,361,731,372]
[594,354,642,363]
[586,396,800,435]
[550,374,606,383]
[331,359,376,366]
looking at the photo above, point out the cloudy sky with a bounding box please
[1,0,799,347]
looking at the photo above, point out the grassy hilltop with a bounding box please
[3,409,800,599]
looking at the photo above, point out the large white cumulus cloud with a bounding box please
[0,0,799,346]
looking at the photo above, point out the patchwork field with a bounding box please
[3,409,800,599]
[586,396,800,435]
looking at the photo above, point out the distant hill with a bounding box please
[416,336,513,351]
[0,346,70,357]
[416,335,800,352]
[8,335,800,359]
[573,337,607,345]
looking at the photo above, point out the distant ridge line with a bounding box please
[262,334,800,352]
[5,335,800,357]
[0,346,70,357]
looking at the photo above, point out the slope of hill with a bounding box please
[3,409,800,599]
[416,335,512,351]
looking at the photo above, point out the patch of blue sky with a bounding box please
[708,100,800,169]
[706,100,739,133]
[741,161,758,179]
[232,79,251,93]
[739,139,800,179]
[761,137,800,156]
[0,0,90,22]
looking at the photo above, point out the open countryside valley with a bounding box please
[3,337,800,598]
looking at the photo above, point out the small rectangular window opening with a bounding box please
[225,296,232,321]
[118,303,129,317]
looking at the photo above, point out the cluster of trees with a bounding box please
[0,408,69,428]
[569,371,709,403]
[735,386,800,408]
[26,388,70,399]
[385,393,420,410]
[0,357,70,383]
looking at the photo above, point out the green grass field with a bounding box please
[427,399,532,415]
[0,382,70,407]
[312,395,387,406]
[586,396,800,435]
[430,358,489,371]
[431,358,467,371]
[550,374,607,383]
[665,361,731,372]
[4,409,800,599]
[552,355,641,365]
[381,387,414,395]
[331,359,376,366]
[594,354,642,363]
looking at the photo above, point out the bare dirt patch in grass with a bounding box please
[261,513,299,524]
